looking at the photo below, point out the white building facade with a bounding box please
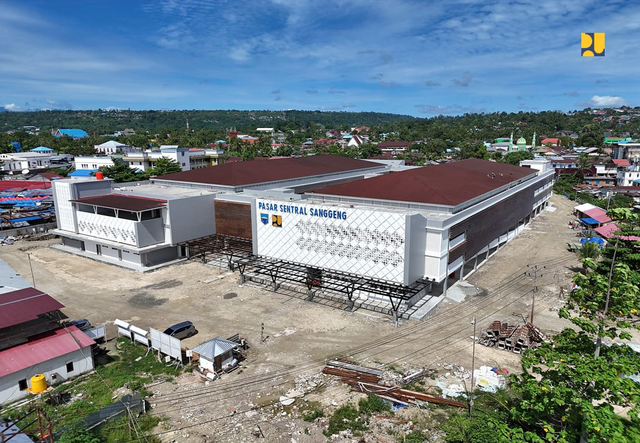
[0,153,55,172]
[51,177,216,270]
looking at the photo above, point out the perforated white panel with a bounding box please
[256,199,407,283]
[77,212,138,246]
[54,182,77,231]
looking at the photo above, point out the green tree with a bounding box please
[577,241,601,263]
[149,157,181,176]
[99,160,149,183]
[578,124,604,148]
[501,151,534,166]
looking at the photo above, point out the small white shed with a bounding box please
[192,338,238,372]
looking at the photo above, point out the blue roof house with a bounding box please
[54,129,88,140]
[31,146,54,154]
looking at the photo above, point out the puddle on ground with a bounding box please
[223,292,238,299]
[129,292,168,307]
[142,279,183,290]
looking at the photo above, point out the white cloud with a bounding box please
[582,95,627,107]
[3,103,22,111]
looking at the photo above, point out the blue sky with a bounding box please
[0,0,637,116]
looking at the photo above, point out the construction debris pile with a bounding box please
[479,320,549,354]
[322,360,465,408]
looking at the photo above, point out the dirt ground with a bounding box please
[0,194,592,441]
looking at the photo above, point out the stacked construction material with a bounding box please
[479,320,549,354]
[323,360,465,408]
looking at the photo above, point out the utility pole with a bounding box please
[524,265,544,324]
[469,317,477,418]
[27,253,36,287]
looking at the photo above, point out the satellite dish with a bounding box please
[21,169,30,175]
[8,171,13,175]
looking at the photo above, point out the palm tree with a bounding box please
[577,241,601,269]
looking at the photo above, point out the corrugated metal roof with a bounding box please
[575,203,598,212]
[0,288,64,329]
[583,207,612,223]
[612,159,631,167]
[156,155,381,187]
[71,194,167,212]
[0,258,31,295]
[312,159,536,207]
[56,129,88,138]
[0,326,94,376]
[193,337,238,359]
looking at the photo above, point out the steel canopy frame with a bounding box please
[181,234,433,321]
[179,234,253,269]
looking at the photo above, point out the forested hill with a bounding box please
[0,109,416,133]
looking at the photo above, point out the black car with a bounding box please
[163,321,197,340]
[66,319,92,331]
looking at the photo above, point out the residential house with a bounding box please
[347,135,367,148]
[378,141,410,155]
[122,146,226,172]
[0,152,55,172]
[540,138,561,147]
[95,141,140,155]
[72,156,117,177]
[0,259,94,405]
[30,147,54,154]
[617,162,640,187]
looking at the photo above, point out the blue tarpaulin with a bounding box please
[580,217,600,225]
[69,169,98,177]
[580,237,605,245]
[10,215,41,223]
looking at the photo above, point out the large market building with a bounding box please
[52,156,553,319]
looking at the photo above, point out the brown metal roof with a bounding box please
[311,159,536,206]
[0,288,64,329]
[155,155,381,186]
[71,194,167,212]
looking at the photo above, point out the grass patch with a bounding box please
[323,394,392,437]
[2,339,181,439]
[96,414,162,443]
[301,401,325,422]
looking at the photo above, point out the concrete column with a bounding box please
[239,274,246,284]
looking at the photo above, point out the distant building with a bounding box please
[95,141,139,155]
[54,129,88,140]
[378,141,410,155]
[122,146,226,172]
[0,152,55,172]
[73,156,117,172]
[347,135,367,147]
[30,146,54,154]
[519,158,552,174]
[540,138,561,147]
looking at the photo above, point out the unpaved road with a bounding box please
[0,194,584,441]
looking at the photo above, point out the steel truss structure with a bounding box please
[181,234,434,321]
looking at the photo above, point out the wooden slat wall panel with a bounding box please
[215,201,253,239]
